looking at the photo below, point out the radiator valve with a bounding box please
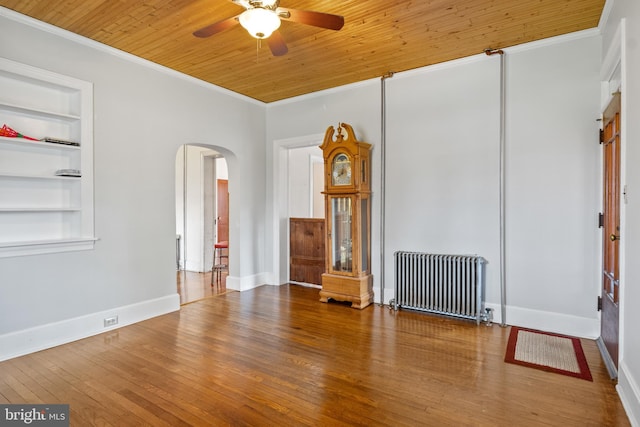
[481,308,494,326]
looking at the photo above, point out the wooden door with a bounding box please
[289,218,325,285]
[217,179,229,243]
[601,93,621,369]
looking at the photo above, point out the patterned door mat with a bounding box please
[505,326,592,381]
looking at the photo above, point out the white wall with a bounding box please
[505,35,602,334]
[385,35,601,337]
[288,145,323,218]
[385,57,501,310]
[601,1,640,424]
[312,161,324,218]
[0,9,268,360]
[267,32,602,337]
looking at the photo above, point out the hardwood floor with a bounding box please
[176,270,228,305]
[0,284,629,426]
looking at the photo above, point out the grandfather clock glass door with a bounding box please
[330,196,353,273]
[360,197,369,273]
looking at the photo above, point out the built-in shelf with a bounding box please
[0,237,99,258]
[0,101,81,122]
[0,136,81,150]
[0,172,81,180]
[0,208,82,212]
[0,57,95,258]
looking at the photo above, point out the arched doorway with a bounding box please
[175,144,229,304]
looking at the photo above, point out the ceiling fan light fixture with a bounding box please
[239,8,281,39]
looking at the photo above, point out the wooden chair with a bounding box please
[211,241,228,286]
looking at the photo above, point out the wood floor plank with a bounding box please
[64,344,231,425]
[29,350,139,426]
[7,357,58,403]
[1,370,40,403]
[0,284,630,426]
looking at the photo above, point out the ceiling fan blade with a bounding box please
[267,30,288,56]
[193,15,240,38]
[278,8,344,31]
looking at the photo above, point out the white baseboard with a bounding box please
[226,272,271,291]
[618,361,640,427]
[496,304,600,339]
[380,291,598,338]
[0,293,180,362]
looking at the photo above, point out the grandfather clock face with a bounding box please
[331,153,352,186]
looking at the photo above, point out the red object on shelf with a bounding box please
[0,124,38,141]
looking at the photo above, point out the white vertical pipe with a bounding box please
[380,72,394,305]
[485,48,507,327]
[182,144,188,271]
[498,52,507,328]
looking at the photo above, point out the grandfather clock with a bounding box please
[319,123,373,309]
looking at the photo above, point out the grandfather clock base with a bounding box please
[319,273,373,309]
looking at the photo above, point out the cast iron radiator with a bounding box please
[391,252,489,324]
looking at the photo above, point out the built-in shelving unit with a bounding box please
[0,58,95,257]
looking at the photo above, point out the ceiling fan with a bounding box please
[193,0,344,56]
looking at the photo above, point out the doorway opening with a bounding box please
[271,135,326,289]
[175,144,230,304]
[599,93,621,378]
[288,145,325,286]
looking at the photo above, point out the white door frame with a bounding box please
[271,133,324,285]
[202,151,222,271]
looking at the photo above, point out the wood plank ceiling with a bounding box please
[0,0,605,103]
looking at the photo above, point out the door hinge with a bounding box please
[597,295,602,311]
[599,129,604,144]
[598,212,604,228]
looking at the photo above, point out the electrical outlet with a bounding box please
[104,316,118,327]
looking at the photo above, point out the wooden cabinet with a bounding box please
[0,58,95,257]
[289,218,325,285]
[319,123,373,309]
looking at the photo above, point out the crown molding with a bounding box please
[0,6,266,107]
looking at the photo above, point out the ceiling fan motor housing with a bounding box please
[235,0,280,11]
